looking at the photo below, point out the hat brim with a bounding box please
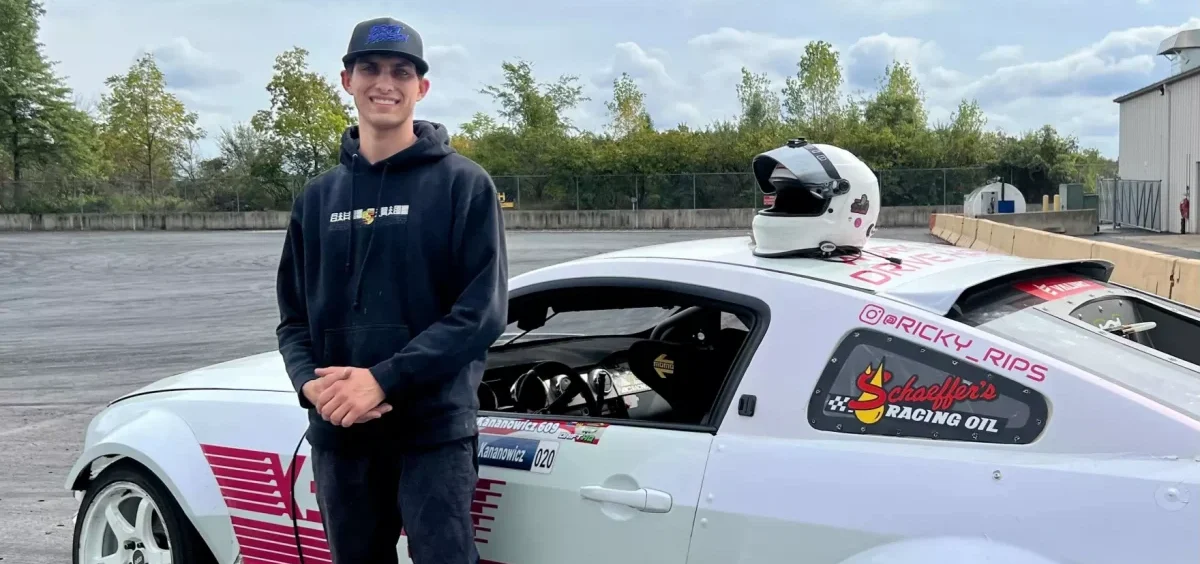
[342,50,429,75]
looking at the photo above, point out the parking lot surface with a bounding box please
[0,227,939,562]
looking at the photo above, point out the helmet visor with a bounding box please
[752,143,848,197]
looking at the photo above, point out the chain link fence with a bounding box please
[1,165,1117,214]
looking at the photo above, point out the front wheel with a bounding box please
[72,461,215,564]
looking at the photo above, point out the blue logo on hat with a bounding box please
[366,24,409,43]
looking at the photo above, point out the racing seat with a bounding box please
[626,339,725,424]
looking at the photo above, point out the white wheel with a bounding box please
[72,462,214,564]
[77,481,172,564]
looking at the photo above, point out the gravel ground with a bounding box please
[0,227,940,563]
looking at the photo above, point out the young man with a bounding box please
[274,16,509,564]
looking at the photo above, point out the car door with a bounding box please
[282,417,714,564]
[470,414,715,564]
[470,272,772,564]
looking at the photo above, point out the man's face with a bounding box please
[341,54,429,130]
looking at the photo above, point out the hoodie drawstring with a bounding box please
[345,154,358,273]
[351,162,388,311]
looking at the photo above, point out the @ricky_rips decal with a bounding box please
[808,328,1049,444]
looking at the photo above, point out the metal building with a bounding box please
[1114,28,1200,234]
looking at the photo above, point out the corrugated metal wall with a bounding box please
[1117,71,1200,233]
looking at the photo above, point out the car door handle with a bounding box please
[579,485,672,513]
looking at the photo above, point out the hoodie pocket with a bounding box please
[321,324,411,368]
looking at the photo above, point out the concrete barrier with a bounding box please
[1174,260,1200,306]
[987,223,1016,254]
[0,211,292,231]
[970,220,993,251]
[979,209,1098,236]
[928,212,1200,308]
[1088,241,1179,297]
[954,218,979,248]
[0,205,961,232]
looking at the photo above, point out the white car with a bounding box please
[67,235,1200,564]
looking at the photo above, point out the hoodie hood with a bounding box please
[339,119,455,170]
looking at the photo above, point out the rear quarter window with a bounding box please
[808,328,1049,445]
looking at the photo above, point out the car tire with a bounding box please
[72,460,216,564]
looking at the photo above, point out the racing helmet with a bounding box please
[750,138,880,257]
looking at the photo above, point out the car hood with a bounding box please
[115,351,294,402]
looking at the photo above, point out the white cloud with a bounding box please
[844,33,945,90]
[979,45,1023,62]
[144,37,241,91]
[953,17,1200,105]
[687,27,814,82]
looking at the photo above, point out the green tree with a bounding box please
[97,52,202,197]
[479,59,589,134]
[0,0,89,203]
[250,47,354,180]
[604,72,653,138]
[781,40,843,139]
[735,67,781,131]
[864,61,926,131]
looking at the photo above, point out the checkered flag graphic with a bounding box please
[826,395,853,412]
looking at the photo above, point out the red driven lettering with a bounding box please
[846,246,987,285]
[851,270,892,285]
[914,252,955,263]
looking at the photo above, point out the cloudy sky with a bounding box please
[37,0,1200,161]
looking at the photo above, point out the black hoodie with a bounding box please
[275,120,508,452]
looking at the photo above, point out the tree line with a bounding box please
[1,0,1115,213]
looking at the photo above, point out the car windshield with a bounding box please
[951,271,1200,420]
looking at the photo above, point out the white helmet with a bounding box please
[750,138,880,257]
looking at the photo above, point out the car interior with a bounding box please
[479,285,760,426]
[1066,293,1200,366]
[950,264,1200,368]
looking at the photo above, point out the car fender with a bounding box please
[65,405,238,564]
[837,537,1064,564]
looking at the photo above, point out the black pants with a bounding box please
[310,435,480,564]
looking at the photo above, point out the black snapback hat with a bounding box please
[343,17,428,75]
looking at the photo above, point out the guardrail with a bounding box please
[930,213,1200,308]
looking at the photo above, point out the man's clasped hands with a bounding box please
[301,366,391,427]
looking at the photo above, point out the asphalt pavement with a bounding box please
[0,227,939,562]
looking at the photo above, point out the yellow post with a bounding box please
[1042,195,1049,211]
[1053,194,1061,211]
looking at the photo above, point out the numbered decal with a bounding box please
[478,435,559,474]
[530,442,557,474]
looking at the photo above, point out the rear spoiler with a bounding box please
[880,258,1115,316]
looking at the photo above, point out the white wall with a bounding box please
[1117,70,1200,233]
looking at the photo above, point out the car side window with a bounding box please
[807,328,1049,445]
[482,282,767,430]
